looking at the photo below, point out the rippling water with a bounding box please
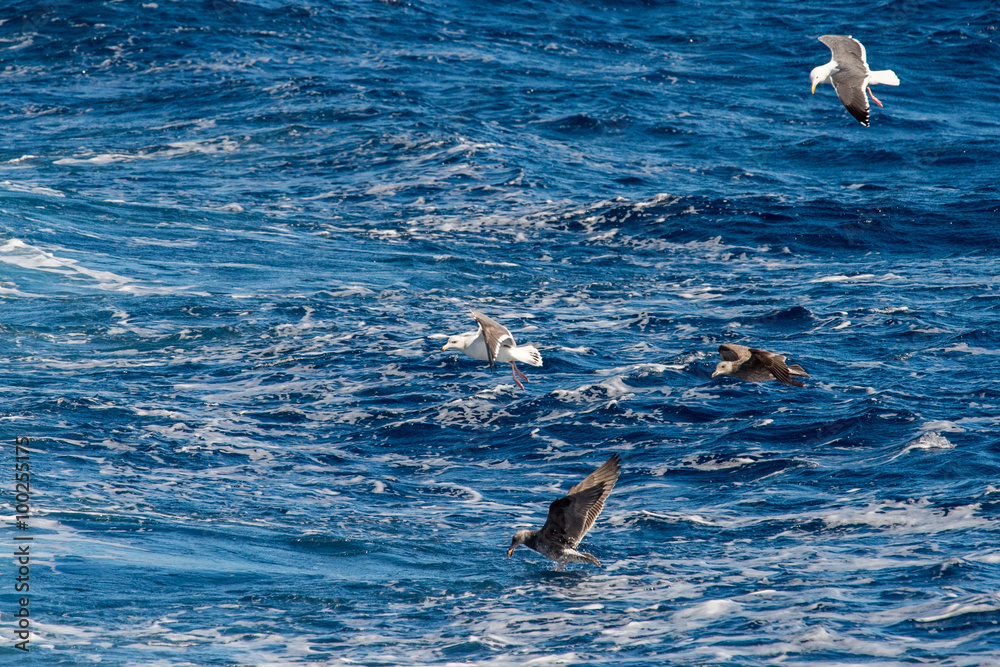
[2,0,1000,664]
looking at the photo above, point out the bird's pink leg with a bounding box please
[511,361,529,385]
[867,87,884,107]
[510,367,524,389]
[555,562,565,572]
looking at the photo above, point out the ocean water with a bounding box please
[1,0,999,664]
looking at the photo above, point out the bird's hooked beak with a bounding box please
[506,547,514,558]
[441,342,452,351]
[811,81,818,94]
[711,369,721,377]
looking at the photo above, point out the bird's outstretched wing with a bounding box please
[719,344,751,363]
[819,35,872,127]
[829,75,870,126]
[819,35,868,70]
[539,454,621,548]
[470,310,514,370]
[749,348,804,387]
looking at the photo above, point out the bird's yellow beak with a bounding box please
[506,548,514,558]
[811,81,818,94]
[441,342,451,351]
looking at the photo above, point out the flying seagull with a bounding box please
[507,453,621,570]
[441,310,542,389]
[712,344,810,387]
[810,35,899,127]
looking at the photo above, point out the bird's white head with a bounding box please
[712,361,735,378]
[507,530,533,557]
[810,63,834,93]
[441,335,467,352]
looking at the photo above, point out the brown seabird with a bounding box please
[441,310,542,389]
[810,35,900,127]
[711,344,810,387]
[507,453,621,570]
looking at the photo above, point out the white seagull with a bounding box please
[810,35,899,127]
[441,310,542,389]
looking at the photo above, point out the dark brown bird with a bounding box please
[712,344,810,387]
[507,454,621,570]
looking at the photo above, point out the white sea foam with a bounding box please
[430,482,483,503]
[595,362,671,377]
[0,284,42,297]
[0,238,207,295]
[551,376,634,403]
[822,498,986,534]
[677,284,725,300]
[128,236,198,248]
[61,152,142,165]
[919,420,964,433]
[810,273,901,283]
[529,428,575,455]
[908,431,954,450]
[0,179,65,197]
[0,238,132,285]
[915,601,1000,623]
[671,599,741,628]
[942,342,1000,356]
[887,431,955,462]
[681,454,757,471]
[53,137,239,166]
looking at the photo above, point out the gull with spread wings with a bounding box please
[712,344,810,387]
[441,310,542,389]
[507,454,621,570]
[810,35,899,127]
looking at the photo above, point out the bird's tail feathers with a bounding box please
[869,69,899,86]
[788,364,810,378]
[563,549,600,567]
[512,345,543,367]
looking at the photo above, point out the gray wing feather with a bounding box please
[788,363,810,378]
[819,35,872,127]
[719,344,751,363]
[830,74,870,126]
[539,453,621,547]
[819,35,869,70]
[538,485,605,549]
[749,348,804,387]
[470,310,514,369]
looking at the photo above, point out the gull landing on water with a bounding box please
[441,310,542,389]
[508,454,621,570]
[810,35,899,127]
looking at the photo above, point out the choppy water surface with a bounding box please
[1,0,1000,664]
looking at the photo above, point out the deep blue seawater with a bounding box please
[1,0,999,664]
